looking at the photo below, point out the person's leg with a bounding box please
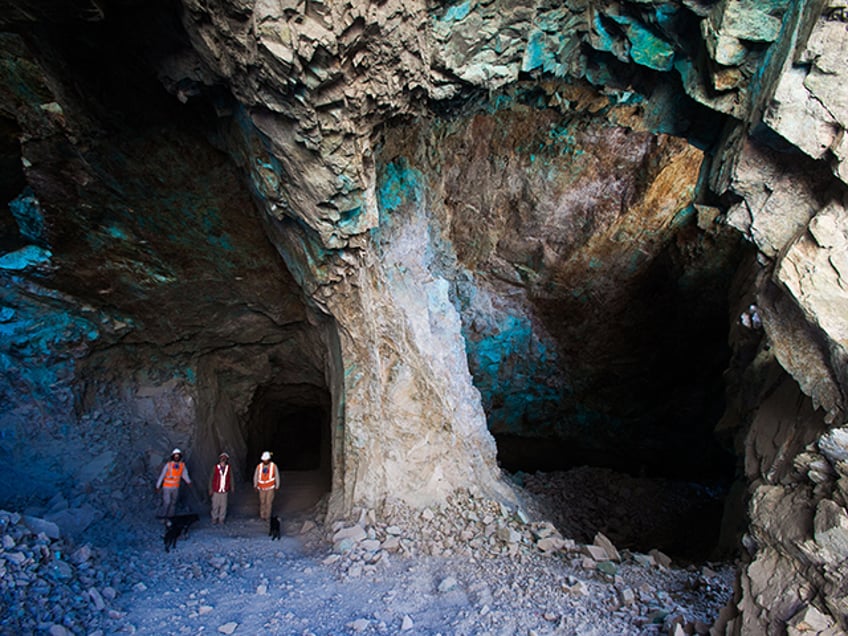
[163,488,178,518]
[259,489,271,520]
[220,492,228,523]
[210,493,222,523]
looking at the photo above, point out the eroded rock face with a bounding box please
[0,19,329,516]
[1,0,848,632]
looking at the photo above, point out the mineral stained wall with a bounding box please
[1,0,847,632]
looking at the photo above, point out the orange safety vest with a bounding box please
[162,461,185,488]
[256,462,276,490]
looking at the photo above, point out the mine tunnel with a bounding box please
[484,219,750,565]
[2,0,747,566]
[242,382,333,515]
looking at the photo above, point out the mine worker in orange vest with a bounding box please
[208,451,233,525]
[253,451,279,521]
[156,448,192,518]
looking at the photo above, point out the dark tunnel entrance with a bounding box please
[484,227,752,565]
[244,382,332,514]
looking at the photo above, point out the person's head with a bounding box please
[261,451,271,463]
[218,452,229,464]
[171,448,183,461]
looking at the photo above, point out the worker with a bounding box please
[156,448,192,518]
[253,451,279,521]
[208,451,233,525]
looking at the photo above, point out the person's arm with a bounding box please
[253,465,259,489]
[156,463,167,489]
[274,463,280,490]
[182,465,192,485]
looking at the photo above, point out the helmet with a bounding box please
[261,451,271,461]
[171,448,182,456]
[219,452,230,459]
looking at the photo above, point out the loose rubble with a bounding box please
[0,510,125,635]
[1,468,736,635]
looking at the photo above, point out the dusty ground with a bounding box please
[98,516,730,636]
[108,513,734,636]
[104,465,737,636]
[1,467,737,635]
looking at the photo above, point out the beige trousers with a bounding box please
[210,492,228,523]
[258,488,275,520]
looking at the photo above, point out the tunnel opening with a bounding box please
[244,382,332,514]
[488,220,749,565]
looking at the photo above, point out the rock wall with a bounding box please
[1,0,848,631]
[166,0,848,630]
[707,3,848,632]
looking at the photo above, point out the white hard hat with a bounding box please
[219,451,230,459]
[261,451,271,461]
[171,448,182,456]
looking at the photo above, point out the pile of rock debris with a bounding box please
[0,510,125,635]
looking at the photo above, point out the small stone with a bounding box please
[360,539,381,553]
[400,615,414,631]
[670,624,687,636]
[382,536,401,552]
[437,576,458,592]
[536,536,565,553]
[22,515,60,540]
[48,625,69,636]
[648,549,672,568]
[199,605,214,615]
[633,553,656,568]
[563,580,589,596]
[618,587,636,606]
[532,522,558,539]
[256,584,267,595]
[496,526,521,543]
[593,532,621,562]
[332,525,367,544]
[787,604,837,633]
[88,587,106,611]
[582,545,609,561]
[71,545,92,564]
[218,622,238,634]
[347,618,370,632]
[4,551,26,565]
[597,561,617,577]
